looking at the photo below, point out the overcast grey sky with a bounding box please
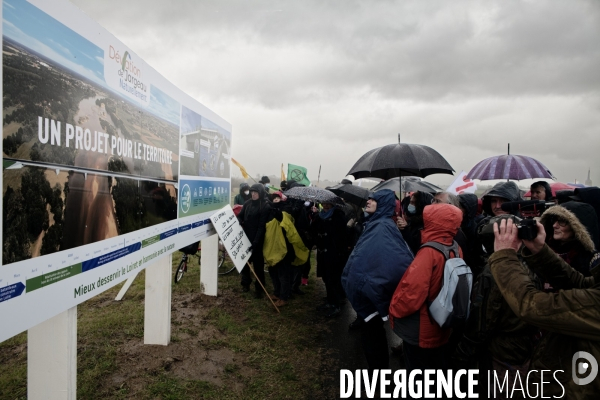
[71,0,600,187]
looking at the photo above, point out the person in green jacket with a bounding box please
[234,182,251,205]
[492,218,600,400]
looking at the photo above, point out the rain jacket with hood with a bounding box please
[342,189,413,321]
[540,202,599,276]
[263,200,309,268]
[480,181,522,218]
[389,203,463,348]
[234,182,251,205]
[238,184,271,250]
[489,244,600,400]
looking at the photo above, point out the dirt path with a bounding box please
[30,230,45,258]
[62,97,118,249]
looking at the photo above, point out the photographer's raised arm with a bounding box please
[490,219,600,340]
[489,249,600,339]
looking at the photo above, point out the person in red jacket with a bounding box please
[389,203,463,373]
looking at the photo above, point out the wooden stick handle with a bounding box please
[247,262,280,313]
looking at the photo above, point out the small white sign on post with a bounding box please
[210,205,252,273]
[447,170,478,195]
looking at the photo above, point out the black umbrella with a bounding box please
[284,186,344,205]
[372,177,442,194]
[347,140,454,180]
[328,183,370,208]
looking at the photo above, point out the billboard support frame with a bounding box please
[144,255,172,345]
[28,307,77,400]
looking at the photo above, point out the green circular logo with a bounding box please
[180,184,191,214]
[290,169,305,183]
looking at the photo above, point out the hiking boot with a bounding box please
[270,294,280,301]
[274,299,287,307]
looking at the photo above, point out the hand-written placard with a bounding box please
[210,205,252,273]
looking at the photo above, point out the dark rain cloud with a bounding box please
[71,0,600,184]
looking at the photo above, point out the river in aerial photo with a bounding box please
[61,96,118,249]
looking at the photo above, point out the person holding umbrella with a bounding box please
[310,200,348,317]
[397,191,434,255]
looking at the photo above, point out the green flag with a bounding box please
[287,164,310,186]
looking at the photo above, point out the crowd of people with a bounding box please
[235,177,317,307]
[232,177,600,399]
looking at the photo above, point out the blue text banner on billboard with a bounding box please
[179,180,231,218]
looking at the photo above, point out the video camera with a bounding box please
[501,200,555,240]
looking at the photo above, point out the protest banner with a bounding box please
[446,170,478,195]
[209,205,252,273]
[210,205,280,312]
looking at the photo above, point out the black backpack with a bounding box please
[453,264,495,369]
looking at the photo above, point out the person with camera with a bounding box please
[491,218,600,400]
[454,213,539,397]
[479,181,522,220]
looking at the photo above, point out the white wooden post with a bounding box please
[28,307,77,400]
[144,254,171,345]
[200,234,219,296]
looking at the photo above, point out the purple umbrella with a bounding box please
[466,154,556,181]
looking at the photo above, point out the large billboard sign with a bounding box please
[0,0,232,342]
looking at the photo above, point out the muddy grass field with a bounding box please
[0,253,343,399]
